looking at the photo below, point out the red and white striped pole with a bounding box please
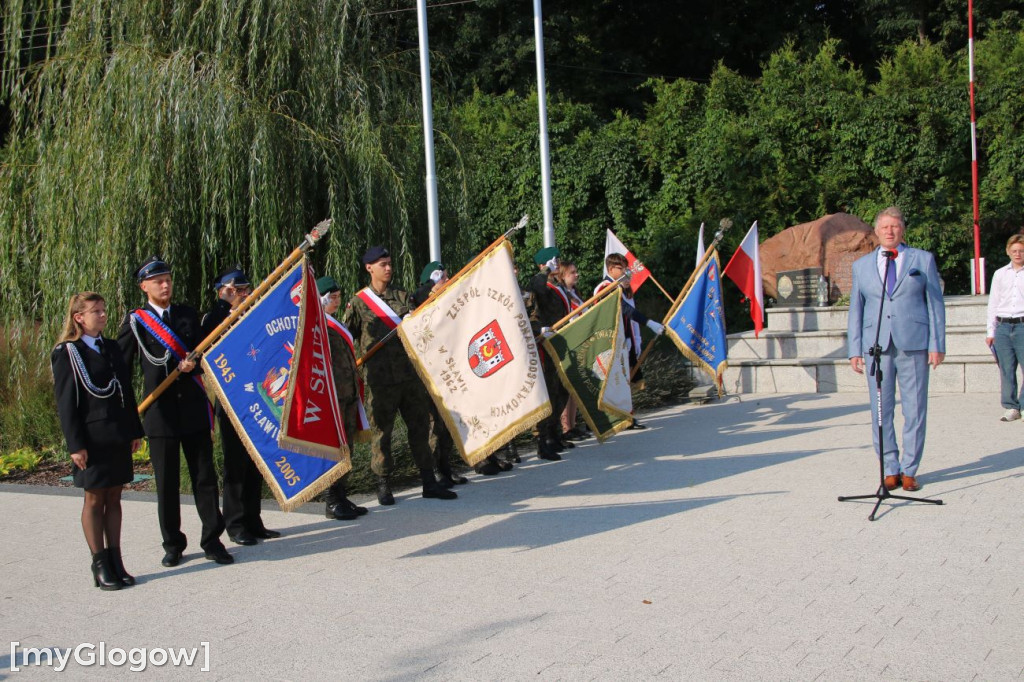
[969,0,984,294]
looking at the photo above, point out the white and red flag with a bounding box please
[696,222,706,269]
[603,229,650,291]
[723,221,764,337]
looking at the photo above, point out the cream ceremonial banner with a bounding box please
[399,240,551,466]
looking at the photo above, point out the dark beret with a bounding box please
[362,245,390,265]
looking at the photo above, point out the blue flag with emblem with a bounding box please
[665,250,728,395]
[201,261,350,511]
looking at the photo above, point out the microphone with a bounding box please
[883,250,898,259]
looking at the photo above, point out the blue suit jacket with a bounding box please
[847,247,946,356]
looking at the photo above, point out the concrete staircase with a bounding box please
[721,295,997,394]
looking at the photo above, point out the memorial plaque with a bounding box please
[776,267,824,307]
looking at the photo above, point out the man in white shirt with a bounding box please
[985,235,1024,422]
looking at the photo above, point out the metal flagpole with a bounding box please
[968,0,984,294]
[137,219,332,414]
[631,219,732,378]
[356,216,530,367]
[417,0,442,261]
[533,0,556,248]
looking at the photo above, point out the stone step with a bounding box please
[764,306,849,333]
[721,355,999,395]
[728,325,992,361]
[764,295,987,333]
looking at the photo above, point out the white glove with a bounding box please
[545,257,559,271]
[540,326,554,339]
[646,320,665,336]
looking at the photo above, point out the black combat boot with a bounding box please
[376,476,395,506]
[474,457,502,475]
[326,481,358,520]
[436,457,468,487]
[421,469,457,499]
[536,437,562,461]
[340,497,369,516]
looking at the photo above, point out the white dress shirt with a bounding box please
[148,302,169,320]
[986,262,1024,337]
[875,244,906,287]
[81,334,103,353]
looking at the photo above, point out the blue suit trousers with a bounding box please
[865,345,929,478]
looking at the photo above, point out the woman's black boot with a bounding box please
[91,551,123,591]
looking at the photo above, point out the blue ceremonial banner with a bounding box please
[202,261,350,511]
[666,251,728,394]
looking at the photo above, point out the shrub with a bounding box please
[0,448,43,476]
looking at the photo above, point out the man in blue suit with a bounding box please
[847,207,946,492]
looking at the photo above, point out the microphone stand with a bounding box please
[838,250,943,521]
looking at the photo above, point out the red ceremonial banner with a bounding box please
[278,262,349,459]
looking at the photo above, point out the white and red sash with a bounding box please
[621,292,643,356]
[592,279,642,354]
[547,282,571,314]
[325,314,371,432]
[567,288,583,311]
[355,287,403,330]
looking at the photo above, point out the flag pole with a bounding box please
[355,215,529,368]
[137,219,332,415]
[631,219,732,378]
[646,272,675,304]
[549,274,628,332]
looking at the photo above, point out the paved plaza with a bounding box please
[2,390,1022,680]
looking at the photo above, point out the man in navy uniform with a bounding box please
[202,266,280,546]
[118,256,232,567]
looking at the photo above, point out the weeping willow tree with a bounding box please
[0,0,467,448]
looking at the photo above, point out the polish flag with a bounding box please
[696,222,706,269]
[723,221,764,337]
[603,229,650,291]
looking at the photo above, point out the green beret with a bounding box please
[533,246,560,265]
[419,261,446,285]
[316,276,340,295]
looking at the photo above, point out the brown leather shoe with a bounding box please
[884,475,901,491]
[901,475,920,491]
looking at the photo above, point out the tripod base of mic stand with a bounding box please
[839,485,943,521]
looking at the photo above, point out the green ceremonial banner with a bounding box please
[543,292,633,442]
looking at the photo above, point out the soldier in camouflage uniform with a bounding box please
[317,275,369,520]
[411,261,472,487]
[342,246,457,505]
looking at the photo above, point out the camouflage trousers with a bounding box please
[428,401,457,467]
[365,378,435,476]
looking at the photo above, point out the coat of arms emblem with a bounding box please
[467,320,513,378]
